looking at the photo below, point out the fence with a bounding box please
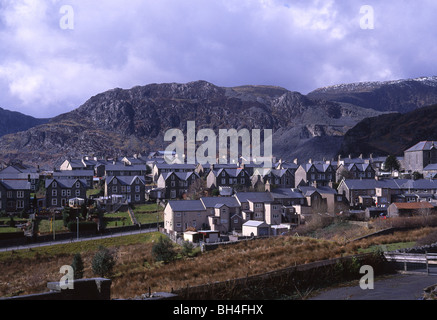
[173,253,383,300]
[384,252,437,275]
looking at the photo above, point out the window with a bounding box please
[17,200,24,209]
[52,189,57,197]
[76,182,80,189]
[135,194,140,202]
[7,191,12,198]
[113,179,117,184]
[121,186,126,193]
[221,178,226,185]
[67,190,71,197]
[76,190,81,197]
[135,186,140,193]
[127,186,131,193]
[17,191,24,198]
[52,199,57,206]
[62,190,67,197]
[53,181,57,188]
[112,186,118,193]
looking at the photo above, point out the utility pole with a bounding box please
[76,216,79,241]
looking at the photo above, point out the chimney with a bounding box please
[308,159,312,164]
[293,158,298,165]
[359,154,363,159]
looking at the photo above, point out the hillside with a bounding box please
[338,103,437,157]
[308,76,437,113]
[0,107,49,138]
[0,81,383,167]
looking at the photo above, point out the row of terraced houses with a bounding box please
[2,141,437,237]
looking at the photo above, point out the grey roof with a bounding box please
[53,170,94,177]
[155,163,197,170]
[243,220,269,227]
[424,164,437,171]
[405,141,437,152]
[45,178,87,189]
[341,179,400,190]
[269,188,304,199]
[105,164,147,171]
[341,178,437,191]
[301,163,334,173]
[106,176,146,185]
[234,192,274,203]
[213,168,248,177]
[347,163,372,172]
[200,196,240,208]
[299,186,337,196]
[161,171,199,181]
[0,180,31,190]
[168,200,205,212]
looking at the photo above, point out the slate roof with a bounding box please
[106,176,146,185]
[0,180,31,190]
[200,196,240,208]
[234,192,274,203]
[161,171,199,181]
[167,200,206,212]
[269,188,305,199]
[405,141,437,152]
[341,179,437,191]
[53,170,94,177]
[45,178,87,189]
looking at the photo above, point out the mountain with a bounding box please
[338,103,437,158]
[307,76,437,113]
[0,107,49,137]
[0,81,384,167]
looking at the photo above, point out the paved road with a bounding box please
[309,273,437,300]
[0,228,158,252]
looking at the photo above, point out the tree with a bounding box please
[62,206,71,228]
[152,235,177,263]
[71,253,84,279]
[181,241,195,258]
[92,246,116,278]
[384,155,400,172]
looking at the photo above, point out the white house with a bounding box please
[242,220,270,237]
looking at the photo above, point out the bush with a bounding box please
[152,235,177,263]
[182,241,195,257]
[71,253,84,279]
[67,221,97,233]
[92,246,116,278]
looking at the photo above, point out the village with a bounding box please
[1,140,437,245]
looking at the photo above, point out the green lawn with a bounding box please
[37,219,67,234]
[0,232,162,261]
[358,241,417,253]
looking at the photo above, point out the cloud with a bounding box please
[0,0,436,117]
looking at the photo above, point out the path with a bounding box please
[309,273,437,300]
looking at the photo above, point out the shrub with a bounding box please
[71,253,84,279]
[92,246,116,278]
[67,221,97,233]
[181,241,195,257]
[152,235,177,263]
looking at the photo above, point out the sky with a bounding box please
[0,0,436,118]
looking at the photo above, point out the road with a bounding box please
[0,227,158,252]
[309,273,437,300]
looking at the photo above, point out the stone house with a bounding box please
[157,171,201,199]
[45,178,87,208]
[0,180,31,213]
[104,176,146,204]
[294,162,336,187]
[404,141,437,173]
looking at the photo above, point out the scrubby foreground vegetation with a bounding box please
[1,216,437,299]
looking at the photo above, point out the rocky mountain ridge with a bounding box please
[0,80,383,167]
